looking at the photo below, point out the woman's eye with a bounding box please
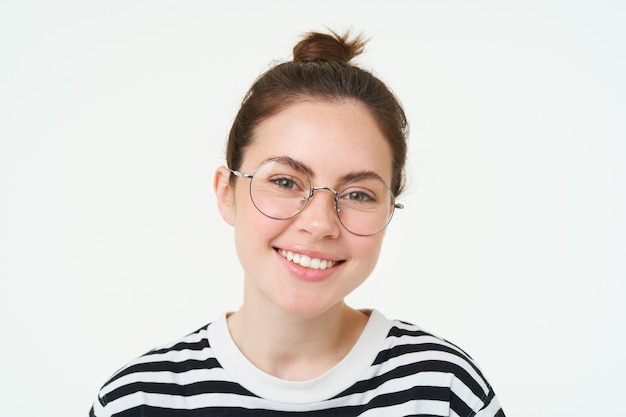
[273,177,298,190]
[344,191,374,202]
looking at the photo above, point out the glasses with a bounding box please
[229,158,403,236]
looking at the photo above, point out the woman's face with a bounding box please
[215,99,394,318]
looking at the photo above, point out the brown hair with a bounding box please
[226,30,409,195]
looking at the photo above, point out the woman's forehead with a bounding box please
[243,100,394,182]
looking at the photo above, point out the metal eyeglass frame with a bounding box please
[228,158,404,236]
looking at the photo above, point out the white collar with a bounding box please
[207,309,392,404]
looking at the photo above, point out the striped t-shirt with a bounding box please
[90,310,505,416]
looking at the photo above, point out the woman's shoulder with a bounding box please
[374,315,502,413]
[92,322,217,407]
[380,317,487,381]
[385,317,474,358]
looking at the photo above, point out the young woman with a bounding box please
[90,31,505,417]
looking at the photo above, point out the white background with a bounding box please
[1,1,624,416]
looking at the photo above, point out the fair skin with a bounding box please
[214,99,394,381]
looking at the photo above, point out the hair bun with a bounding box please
[293,31,365,65]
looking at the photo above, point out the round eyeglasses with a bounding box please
[229,158,403,236]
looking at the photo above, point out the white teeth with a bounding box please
[310,258,320,269]
[279,250,335,270]
[299,255,311,268]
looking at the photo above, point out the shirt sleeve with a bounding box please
[473,389,505,417]
[89,393,111,417]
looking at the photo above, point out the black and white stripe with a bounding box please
[90,312,504,417]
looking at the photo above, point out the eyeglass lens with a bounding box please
[248,159,396,236]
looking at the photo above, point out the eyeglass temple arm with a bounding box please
[394,203,405,209]
[229,169,253,179]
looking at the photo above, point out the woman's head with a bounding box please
[226,30,408,196]
[216,31,408,317]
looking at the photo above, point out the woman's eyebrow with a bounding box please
[339,170,385,183]
[266,155,314,177]
[266,155,386,184]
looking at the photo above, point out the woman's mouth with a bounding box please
[278,249,337,270]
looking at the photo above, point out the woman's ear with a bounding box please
[214,166,235,226]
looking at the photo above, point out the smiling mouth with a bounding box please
[278,249,338,270]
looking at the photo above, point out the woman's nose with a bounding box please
[295,188,341,238]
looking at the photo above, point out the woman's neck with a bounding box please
[226,301,369,381]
